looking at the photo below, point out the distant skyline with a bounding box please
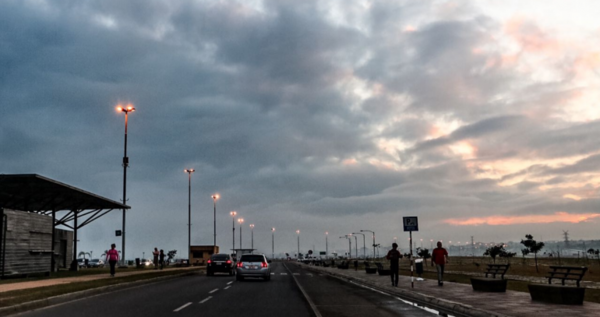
[2,0,600,259]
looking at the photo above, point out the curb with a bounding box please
[302,265,511,317]
[0,270,200,317]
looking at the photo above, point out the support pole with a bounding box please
[51,209,56,273]
[410,230,413,289]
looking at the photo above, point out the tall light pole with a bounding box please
[230,211,237,251]
[272,227,275,259]
[325,232,328,258]
[117,104,135,266]
[360,230,375,259]
[352,232,366,259]
[238,218,244,249]
[340,235,351,258]
[249,224,255,252]
[351,234,357,259]
[212,194,219,249]
[296,230,300,257]
[184,169,195,262]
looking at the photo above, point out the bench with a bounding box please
[337,261,349,270]
[470,264,510,292]
[528,266,587,305]
[375,262,390,276]
[364,262,377,274]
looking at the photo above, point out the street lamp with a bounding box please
[230,211,237,251]
[272,227,275,259]
[249,224,255,252]
[360,230,375,259]
[339,235,351,258]
[238,218,244,249]
[296,230,300,258]
[212,194,219,249]
[116,103,135,266]
[352,232,366,259]
[350,234,357,259]
[325,232,328,258]
[184,169,195,262]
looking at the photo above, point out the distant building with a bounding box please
[190,245,219,265]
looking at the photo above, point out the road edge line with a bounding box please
[283,263,322,317]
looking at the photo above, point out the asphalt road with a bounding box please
[15,262,436,317]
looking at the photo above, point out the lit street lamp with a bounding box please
[250,224,255,252]
[360,230,375,259]
[212,194,219,248]
[230,211,237,251]
[296,230,300,257]
[352,232,366,259]
[116,103,135,265]
[238,218,244,248]
[184,169,195,261]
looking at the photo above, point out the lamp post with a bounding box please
[116,104,135,266]
[184,169,195,261]
[296,230,300,258]
[230,211,237,251]
[211,194,219,249]
[351,234,357,259]
[272,227,275,259]
[360,230,375,259]
[249,224,255,252]
[325,232,328,258]
[340,235,351,258]
[238,218,244,249]
[352,232,366,259]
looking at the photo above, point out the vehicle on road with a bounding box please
[207,254,235,276]
[88,259,104,268]
[236,254,271,281]
[76,258,86,268]
[140,258,153,266]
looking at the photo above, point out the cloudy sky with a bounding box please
[2,0,600,259]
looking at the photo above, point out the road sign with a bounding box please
[115,230,122,237]
[403,216,418,232]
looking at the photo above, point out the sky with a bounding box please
[2,0,600,259]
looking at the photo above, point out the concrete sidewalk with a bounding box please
[303,264,600,317]
[0,266,199,293]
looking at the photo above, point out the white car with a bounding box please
[236,254,271,281]
[140,259,153,266]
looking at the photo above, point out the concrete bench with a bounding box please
[375,262,390,276]
[337,261,349,270]
[470,264,510,292]
[528,266,587,305]
[364,261,377,274]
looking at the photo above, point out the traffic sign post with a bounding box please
[403,217,418,288]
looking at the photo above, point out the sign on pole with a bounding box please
[115,230,122,237]
[403,216,418,232]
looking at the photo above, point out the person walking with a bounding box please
[159,249,165,270]
[105,243,119,277]
[386,242,401,287]
[152,247,159,270]
[431,241,449,286]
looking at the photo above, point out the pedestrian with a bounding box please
[159,249,165,270]
[152,247,159,270]
[105,243,119,277]
[431,241,449,286]
[386,242,401,287]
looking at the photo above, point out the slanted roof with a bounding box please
[0,174,128,212]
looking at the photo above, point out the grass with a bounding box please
[0,267,202,308]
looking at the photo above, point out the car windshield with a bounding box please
[240,255,265,262]
[211,255,229,261]
[90,259,99,262]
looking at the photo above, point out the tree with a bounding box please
[78,251,91,259]
[483,245,505,263]
[587,249,600,266]
[167,250,177,265]
[416,247,431,260]
[499,250,517,264]
[521,234,545,273]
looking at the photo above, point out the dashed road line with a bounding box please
[199,296,213,304]
[271,272,275,275]
[173,302,192,312]
[281,272,288,275]
[227,281,233,285]
[224,286,231,290]
[293,273,300,275]
[209,288,219,294]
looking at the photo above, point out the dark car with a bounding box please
[207,254,235,276]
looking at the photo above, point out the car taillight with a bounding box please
[261,262,268,268]
[237,262,243,267]
[226,260,232,264]
[207,260,212,264]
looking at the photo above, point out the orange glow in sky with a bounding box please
[445,212,600,226]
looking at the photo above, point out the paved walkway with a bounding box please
[0,266,199,293]
[304,264,600,317]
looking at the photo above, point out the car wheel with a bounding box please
[264,275,271,281]
[207,270,212,276]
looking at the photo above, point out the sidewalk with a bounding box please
[303,264,600,317]
[0,266,199,293]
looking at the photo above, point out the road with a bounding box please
[15,262,436,317]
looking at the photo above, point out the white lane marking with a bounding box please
[307,273,313,276]
[199,296,213,304]
[283,263,322,317]
[271,272,275,275]
[293,273,300,275]
[173,302,192,312]
[209,288,219,294]
[227,281,233,285]
[224,286,231,290]
[281,272,288,275]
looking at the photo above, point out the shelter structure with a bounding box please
[190,245,219,265]
[0,174,129,277]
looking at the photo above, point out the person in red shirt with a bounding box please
[386,243,401,287]
[105,243,120,277]
[431,241,449,286]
